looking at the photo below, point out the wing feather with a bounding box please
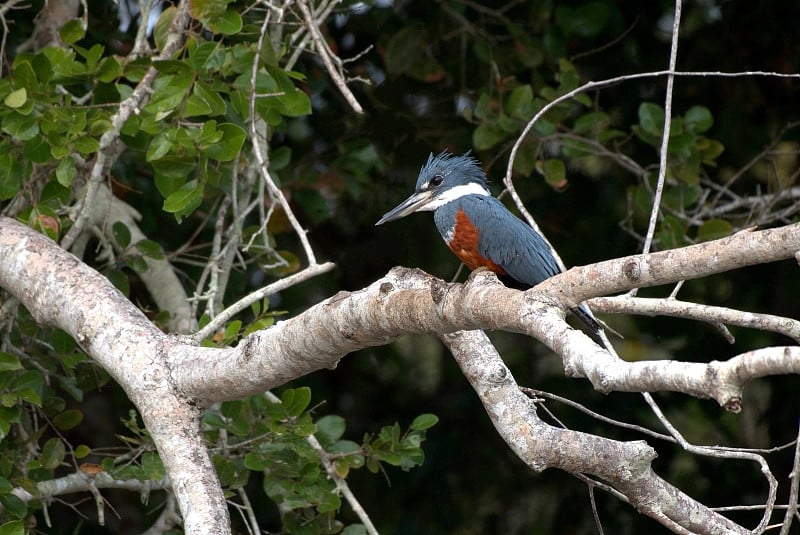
[457,196,561,287]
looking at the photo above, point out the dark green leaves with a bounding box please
[384,23,445,82]
[633,103,724,186]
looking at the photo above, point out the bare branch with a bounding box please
[249,6,321,267]
[295,0,365,114]
[590,295,800,343]
[640,0,682,260]
[440,329,747,534]
[190,261,336,343]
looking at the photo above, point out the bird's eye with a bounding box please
[430,174,444,187]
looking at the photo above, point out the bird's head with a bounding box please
[375,151,490,225]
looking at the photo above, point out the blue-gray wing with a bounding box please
[461,196,562,287]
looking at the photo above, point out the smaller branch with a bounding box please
[249,8,320,267]
[295,0,364,114]
[589,295,800,343]
[440,329,748,534]
[779,421,800,535]
[236,487,260,535]
[190,262,335,343]
[641,392,777,534]
[141,493,181,535]
[523,388,674,443]
[640,0,682,261]
[8,471,171,506]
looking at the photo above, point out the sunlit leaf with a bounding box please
[3,88,26,109]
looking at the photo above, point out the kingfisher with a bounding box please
[376,151,602,335]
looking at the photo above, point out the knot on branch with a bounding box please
[487,363,509,384]
[430,278,448,304]
[622,258,642,282]
[379,282,393,295]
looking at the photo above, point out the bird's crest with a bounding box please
[416,151,490,193]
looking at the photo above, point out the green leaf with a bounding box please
[53,409,83,431]
[473,123,505,150]
[573,111,610,135]
[163,180,204,218]
[0,407,19,439]
[317,489,341,513]
[697,219,733,242]
[685,105,713,133]
[0,152,23,200]
[146,133,173,162]
[96,56,122,83]
[0,520,24,535]
[208,10,243,35]
[3,88,26,109]
[205,123,246,162]
[59,19,86,44]
[505,85,533,119]
[270,146,291,171]
[282,387,312,417]
[541,158,567,189]
[127,254,149,274]
[2,112,39,140]
[223,320,242,340]
[153,7,177,52]
[12,370,43,405]
[75,445,91,459]
[24,136,51,163]
[55,157,76,187]
[0,353,22,372]
[410,413,439,431]
[384,24,427,76]
[638,102,665,137]
[294,189,331,225]
[41,437,66,470]
[112,221,131,248]
[73,135,100,156]
[103,268,130,296]
[135,239,165,259]
[698,138,725,164]
[315,415,346,446]
[189,41,219,70]
[184,82,226,118]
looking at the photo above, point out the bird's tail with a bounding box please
[572,303,603,335]
[572,302,622,339]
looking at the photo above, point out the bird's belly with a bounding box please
[445,208,508,275]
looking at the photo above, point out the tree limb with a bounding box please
[440,329,747,534]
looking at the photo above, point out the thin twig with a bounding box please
[642,392,777,534]
[190,262,335,343]
[635,0,682,299]
[779,421,800,535]
[295,0,364,114]
[248,5,321,267]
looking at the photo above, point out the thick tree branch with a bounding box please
[440,329,748,534]
[3,216,800,531]
[544,224,800,306]
[0,218,229,534]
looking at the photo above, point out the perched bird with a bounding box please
[376,151,602,335]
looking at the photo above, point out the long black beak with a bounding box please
[375,191,434,225]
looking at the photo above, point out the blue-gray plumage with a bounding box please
[376,151,601,334]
